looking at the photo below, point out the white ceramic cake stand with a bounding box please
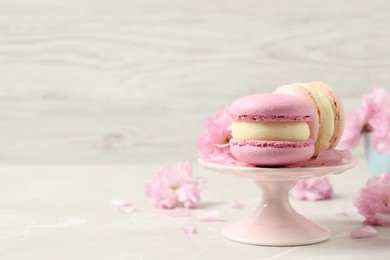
[199,158,356,246]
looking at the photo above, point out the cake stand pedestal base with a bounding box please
[199,157,356,247]
[222,180,330,246]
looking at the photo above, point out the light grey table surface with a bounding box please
[1,156,389,260]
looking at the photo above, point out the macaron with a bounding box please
[273,81,344,155]
[229,93,315,166]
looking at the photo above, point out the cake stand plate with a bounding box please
[199,159,356,246]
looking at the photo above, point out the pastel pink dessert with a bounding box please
[229,94,315,166]
[273,82,345,156]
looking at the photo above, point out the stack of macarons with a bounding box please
[229,81,344,166]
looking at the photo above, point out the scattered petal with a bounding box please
[335,207,356,217]
[227,200,245,209]
[166,208,192,217]
[289,149,352,167]
[315,149,353,166]
[111,199,128,207]
[111,200,137,214]
[197,210,221,222]
[351,225,377,239]
[182,226,198,235]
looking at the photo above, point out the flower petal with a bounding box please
[289,149,352,167]
[350,225,377,239]
[227,200,245,209]
[315,149,353,166]
[111,199,128,207]
[196,106,237,164]
[111,200,137,214]
[197,210,221,222]
[335,207,356,217]
[182,226,198,235]
[341,111,367,150]
[166,208,192,217]
[374,213,390,225]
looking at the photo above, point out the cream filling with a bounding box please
[304,86,335,151]
[232,121,310,141]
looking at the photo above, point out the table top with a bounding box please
[1,157,389,260]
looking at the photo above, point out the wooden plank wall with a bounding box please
[0,0,389,163]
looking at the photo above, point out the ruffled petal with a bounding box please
[350,225,377,239]
[111,200,137,214]
[197,210,221,222]
[227,200,245,209]
[182,226,198,234]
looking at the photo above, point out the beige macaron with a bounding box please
[273,81,345,156]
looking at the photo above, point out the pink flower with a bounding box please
[340,111,366,150]
[341,87,390,154]
[369,109,390,154]
[353,172,390,226]
[196,106,236,164]
[362,87,390,121]
[291,176,333,201]
[363,88,390,154]
[145,161,206,209]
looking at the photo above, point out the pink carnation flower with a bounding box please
[341,87,390,154]
[354,172,390,225]
[291,176,333,201]
[368,109,390,154]
[196,106,236,164]
[145,161,206,209]
[363,88,390,154]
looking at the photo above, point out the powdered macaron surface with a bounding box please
[230,94,313,122]
[273,83,320,143]
[273,82,344,155]
[308,81,345,150]
[229,93,315,166]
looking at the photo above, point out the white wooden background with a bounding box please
[0,0,389,163]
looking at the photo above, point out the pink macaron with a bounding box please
[229,93,315,166]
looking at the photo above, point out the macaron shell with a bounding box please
[273,83,321,143]
[229,93,313,121]
[301,83,334,155]
[308,81,345,150]
[230,139,315,166]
